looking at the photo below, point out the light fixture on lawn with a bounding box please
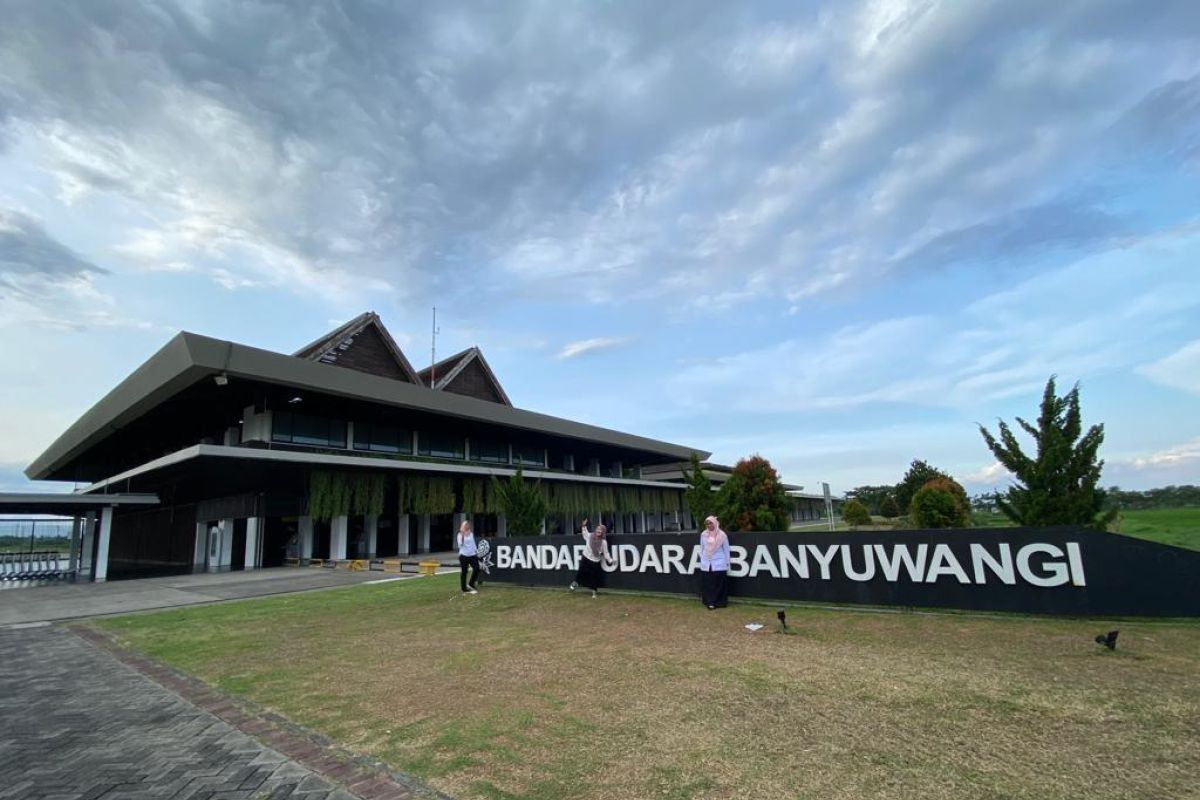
[776,609,787,630]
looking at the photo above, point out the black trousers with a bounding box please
[701,569,728,608]
[460,555,480,591]
[574,558,604,591]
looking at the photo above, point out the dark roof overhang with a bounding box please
[27,331,708,481]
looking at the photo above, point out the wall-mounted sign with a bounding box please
[488,528,1200,617]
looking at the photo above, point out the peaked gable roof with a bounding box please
[416,346,512,406]
[292,312,421,384]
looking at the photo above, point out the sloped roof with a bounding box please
[292,312,421,384]
[416,346,512,406]
[26,331,708,480]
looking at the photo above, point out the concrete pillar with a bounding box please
[615,514,625,534]
[219,518,234,568]
[540,517,547,535]
[452,512,466,540]
[612,461,623,478]
[497,513,507,538]
[80,512,95,580]
[639,512,647,534]
[418,514,430,552]
[94,506,114,583]
[193,521,208,572]
[298,516,314,560]
[244,517,261,570]
[365,515,378,558]
[331,515,348,560]
[69,516,81,575]
[397,515,411,555]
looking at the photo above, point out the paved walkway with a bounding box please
[0,624,364,799]
[0,557,460,626]
[0,562,462,799]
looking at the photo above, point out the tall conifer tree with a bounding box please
[979,376,1115,529]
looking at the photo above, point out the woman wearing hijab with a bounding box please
[699,515,730,609]
[457,519,480,595]
[570,517,615,598]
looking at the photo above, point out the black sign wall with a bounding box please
[488,528,1200,617]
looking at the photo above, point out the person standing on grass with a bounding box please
[457,519,480,595]
[699,515,730,609]
[570,518,615,598]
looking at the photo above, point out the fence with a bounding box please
[0,519,75,582]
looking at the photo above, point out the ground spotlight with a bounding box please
[777,609,787,630]
[1094,630,1119,651]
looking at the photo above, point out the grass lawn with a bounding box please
[96,576,1200,800]
[1112,507,1200,551]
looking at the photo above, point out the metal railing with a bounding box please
[0,519,75,581]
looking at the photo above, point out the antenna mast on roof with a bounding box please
[430,306,440,387]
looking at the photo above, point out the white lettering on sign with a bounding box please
[491,539,1090,589]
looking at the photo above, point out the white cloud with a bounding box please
[1128,437,1200,470]
[1137,339,1200,395]
[557,337,631,360]
[964,461,1010,485]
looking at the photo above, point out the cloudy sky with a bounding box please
[2,0,1199,496]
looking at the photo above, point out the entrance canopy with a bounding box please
[0,492,160,515]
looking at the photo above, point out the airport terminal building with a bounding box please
[23,313,711,581]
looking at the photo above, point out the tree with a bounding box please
[490,470,549,535]
[844,485,894,515]
[841,498,872,527]
[715,454,792,532]
[909,478,971,528]
[879,496,901,519]
[894,460,951,514]
[979,376,1116,529]
[683,452,716,527]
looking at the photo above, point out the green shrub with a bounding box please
[909,478,971,528]
[841,499,872,527]
[716,454,791,532]
[879,496,900,519]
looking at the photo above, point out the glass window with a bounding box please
[472,439,509,463]
[353,423,410,454]
[513,446,545,467]
[272,412,346,448]
[418,432,465,459]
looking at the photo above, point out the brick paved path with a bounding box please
[0,625,418,800]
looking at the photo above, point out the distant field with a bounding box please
[1113,507,1200,551]
[827,507,1200,552]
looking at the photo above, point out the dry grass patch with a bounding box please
[96,576,1200,800]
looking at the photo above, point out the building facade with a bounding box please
[26,313,706,580]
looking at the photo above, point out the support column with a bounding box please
[219,518,234,569]
[80,512,95,580]
[244,517,262,570]
[331,515,348,561]
[397,516,411,556]
[298,516,314,561]
[68,516,81,576]
[193,521,208,572]
[452,512,466,538]
[365,515,378,558]
[418,514,430,553]
[540,517,547,535]
[94,506,114,583]
[615,514,625,534]
[639,512,647,534]
[496,513,507,538]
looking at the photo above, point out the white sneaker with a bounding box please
[591,591,598,599]
[467,587,478,595]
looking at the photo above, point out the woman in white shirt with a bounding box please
[569,517,615,598]
[457,520,480,595]
[698,515,730,609]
